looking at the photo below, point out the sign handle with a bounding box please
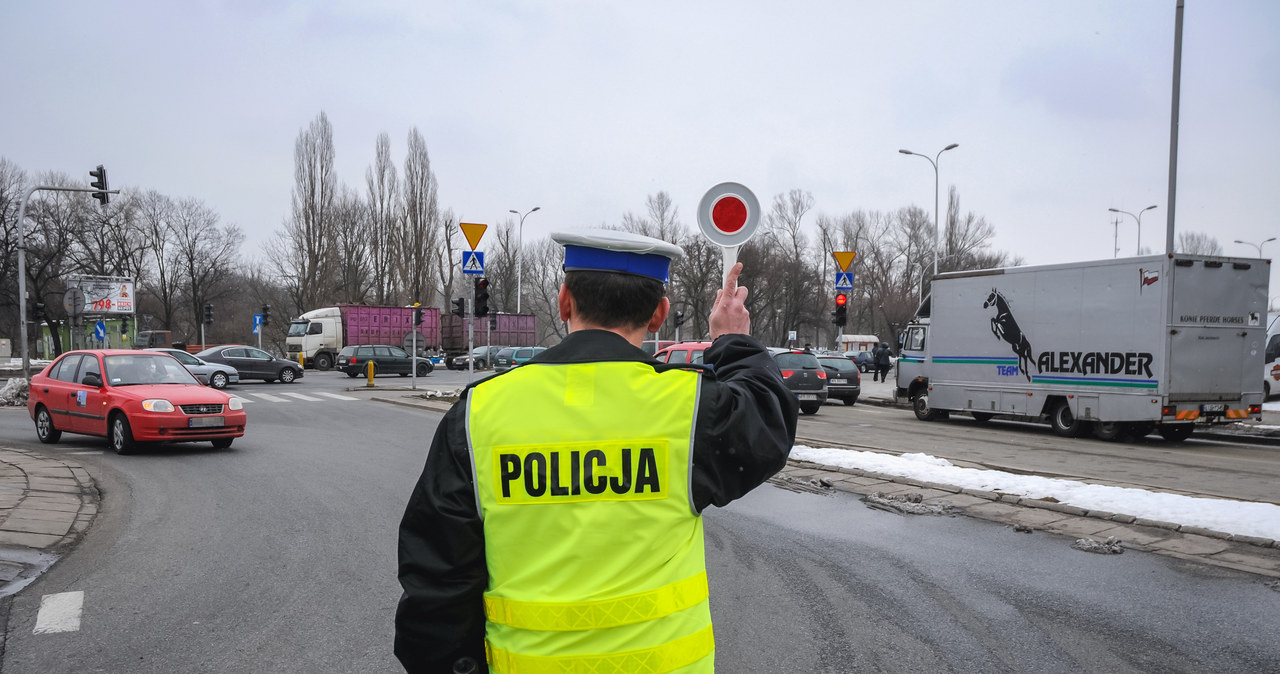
[722,245,740,285]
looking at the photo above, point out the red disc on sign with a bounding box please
[711,196,748,233]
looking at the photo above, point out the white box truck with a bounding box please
[895,254,1268,442]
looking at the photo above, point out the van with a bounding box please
[654,342,713,365]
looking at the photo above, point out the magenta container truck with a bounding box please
[442,313,536,353]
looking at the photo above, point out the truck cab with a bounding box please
[895,319,930,406]
[285,308,342,370]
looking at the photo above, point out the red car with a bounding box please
[28,349,247,454]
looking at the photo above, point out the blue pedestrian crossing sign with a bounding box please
[835,271,854,290]
[462,250,485,275]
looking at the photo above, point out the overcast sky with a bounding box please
[4,1,1278,292]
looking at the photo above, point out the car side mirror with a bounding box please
[82,373,103,388]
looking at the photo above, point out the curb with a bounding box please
[0,447,100,596]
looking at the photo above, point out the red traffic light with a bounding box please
[835,293,848,306]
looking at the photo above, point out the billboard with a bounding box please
[66,277,135,315]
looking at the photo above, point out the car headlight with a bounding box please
[142,399,175,413]
[228,397,243,411]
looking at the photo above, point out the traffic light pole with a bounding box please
[14,184,119,378]
[467,298,475,381]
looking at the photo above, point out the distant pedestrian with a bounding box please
[802,343,813,353]
[874,342,892,382]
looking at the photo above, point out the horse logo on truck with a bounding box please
[983,288,1036,381]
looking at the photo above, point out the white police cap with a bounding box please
[551,228,685,284]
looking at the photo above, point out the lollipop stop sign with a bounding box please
[697,182,761,284]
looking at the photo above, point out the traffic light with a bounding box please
[32,301,46,323]
[261,304,271,326]
[203,303,214,325]
[413,307,425,326]
[120,316,129,334]
[673,310,687,327]
[474,278,490,318]
[831,293,848,327]
[452,297,466,319]
[89,165,110,206]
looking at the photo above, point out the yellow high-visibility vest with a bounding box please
[468,360,714,673]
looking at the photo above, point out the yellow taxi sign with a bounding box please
[832,251,856,272]
[460,222,488,251]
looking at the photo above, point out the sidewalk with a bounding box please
[375,385,1280,579]
[0,444,99,597]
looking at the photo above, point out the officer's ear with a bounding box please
[646,297,670,334]
[558,284,573,323]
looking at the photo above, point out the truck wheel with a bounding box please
[314,353,333,371]
[1266,381,1272,400]
[1092,421,1127,442]
[913,394,945,421]
[1158,424,1194,442]
[1125,422,1156,439]
[1049,401,1084,437]
[971,412,994,423]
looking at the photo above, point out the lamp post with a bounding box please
[1108,205,1158,255]
[899,143,959,279]
[508,206,540,313]
[1233,237,1277,258]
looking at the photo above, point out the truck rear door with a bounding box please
[1166,259,1268,400]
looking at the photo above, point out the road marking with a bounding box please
[230,396,255,404]
[69,451,104,455]
[34,591,83,634]
[245,392,289,403]
[314,392,359,401]
[280,392,324,402]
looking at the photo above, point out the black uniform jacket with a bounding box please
[395,330,799,673]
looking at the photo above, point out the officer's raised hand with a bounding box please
[710,261,750,339]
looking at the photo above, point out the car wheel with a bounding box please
[1092,421,1127,442]
[477,359,487,370]
[210,371,228,389]
[211,438,233,449]
[416,363,430,377]
[1158,424,1194,442]
[35,406,61,444]
[346,371,358,378]
[843,395,859,406]
[799,403,821,415]
[913,394,945,421]
[279,368,297,384]
[1049,401,1084,438]
[314,353,333,371]
[110,413,136,455]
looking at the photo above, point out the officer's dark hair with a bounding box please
[565,270,664,329]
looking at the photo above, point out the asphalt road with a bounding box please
[0,370,1275,672]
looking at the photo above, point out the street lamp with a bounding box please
[508,206,540,313]
[1233,237,1277,258]
[899,143,959,279]
[1108,205,1158,255]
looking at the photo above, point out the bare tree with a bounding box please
[272,111,338,313]
[331,185,372,304]
[171,198,244,340]
[485,220,519,313]
[0,157,29,340]
[621,192,683,244]
[365,132,400,304]
[942,187,1021,273]
[399,127,441,306]
[136,190,184,329]
[20,172,90,355]
[1176,231,1224,256]
[523,236,569,344]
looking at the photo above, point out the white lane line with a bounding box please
[280,392,324,402]
[230,396,255,404]
[245,392,289,403]
[34,591,84,634]
[69,451,104,455]
[314,392,358,401]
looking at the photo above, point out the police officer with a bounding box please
[395,229,798,673]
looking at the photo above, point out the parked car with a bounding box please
[195,345,305,383]
[770,348,827,415]
[449,345,505,370]
[146,347,239,389]
[336,344,432,377]
[493,346,548,372]
[28,349,247,454]
[845,350,875,373]
[641,339,676,357]
[817,355,861,405]
[654,342,713,365]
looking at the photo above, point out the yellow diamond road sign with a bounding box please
[460,222,488,251]
[832,251,856,272]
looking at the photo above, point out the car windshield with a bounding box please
[819,357,856,373]
[287,321,309,337]
[105,354,201,386]
[775,352,820,370]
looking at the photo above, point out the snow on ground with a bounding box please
[790,445,1280,541]
[1263,401,1280,412]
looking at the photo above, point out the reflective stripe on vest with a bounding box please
[485,571,709,631]
[487,625,715,674]
[468,361,712,673]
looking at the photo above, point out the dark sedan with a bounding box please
[770,349,827,415]
[818,355,861,405]
[195,345,304,383]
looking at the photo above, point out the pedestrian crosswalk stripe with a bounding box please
[248,392,290,403]
[314,392,359,401]
[230,396,254,404]
[280,392,324,402]
[34,591,83,634]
